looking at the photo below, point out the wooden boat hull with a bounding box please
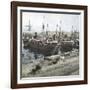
[24,40,59,56]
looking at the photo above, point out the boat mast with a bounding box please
[46,23,49,37]
[58,20,62,42]
[71,25,75,40]
[25,20,31,31]
[56,24,58,35]
[42,16,45,33]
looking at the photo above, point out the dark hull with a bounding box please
[23,39,79,56]
[24,40,58,56]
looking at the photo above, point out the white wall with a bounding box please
[0,0,89,90]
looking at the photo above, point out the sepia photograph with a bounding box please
[21,10,80,78]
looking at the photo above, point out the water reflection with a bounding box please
[22,47,44,64]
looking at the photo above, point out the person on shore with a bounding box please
[33,32,38,39]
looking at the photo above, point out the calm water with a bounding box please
[22,46,44,64]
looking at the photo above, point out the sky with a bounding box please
[22,12,81,33]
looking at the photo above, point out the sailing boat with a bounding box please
[23,18,59,56]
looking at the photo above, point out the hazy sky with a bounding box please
[22,12,81,33]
